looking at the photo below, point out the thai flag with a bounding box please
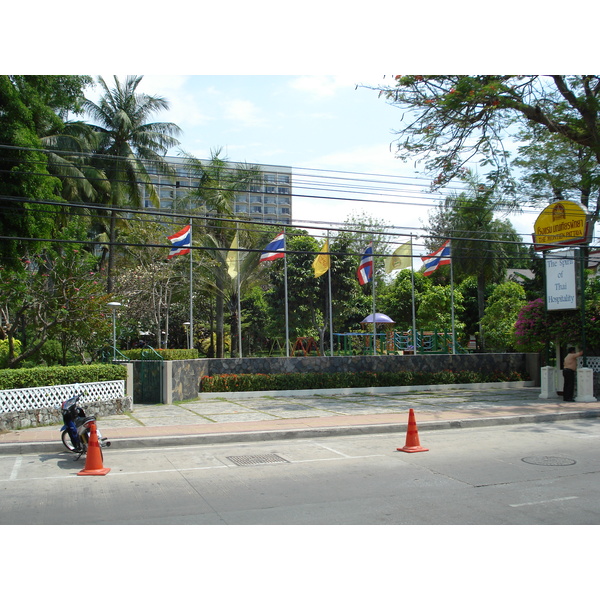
[167,224,191,259]
[259,232,285,262]
[357,242,374,285]
[422,240,451,276]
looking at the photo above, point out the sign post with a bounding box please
[532,201,595,401]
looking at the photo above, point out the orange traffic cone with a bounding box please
[77,421,110,476]
[397,409,429,453]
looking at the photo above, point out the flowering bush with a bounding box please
[514,295,600,354]
[514,299,548,352]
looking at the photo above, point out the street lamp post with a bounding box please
[183,322,191,349]
[107,302,121,360]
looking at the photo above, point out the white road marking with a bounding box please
[0,452,385,483]
[9,456,22,480]
[509,496,579,507]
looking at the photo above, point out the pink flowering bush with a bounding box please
[515,296,600,354]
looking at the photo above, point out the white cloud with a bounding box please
[288,75,363,99]
[223,99,267,127]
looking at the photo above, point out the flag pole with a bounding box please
[283,228,290,357]
[450,242,456,354]
[189,218,193,350]
[237,225,242,358]
[411,235,417,354]
[327,231,334,356]
[372,240,377,356]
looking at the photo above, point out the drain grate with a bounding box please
[226,454,289,466]
[522,456,576,466]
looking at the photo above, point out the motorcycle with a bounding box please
[60,392,111,459]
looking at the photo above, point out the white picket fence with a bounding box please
[0,380,125,414]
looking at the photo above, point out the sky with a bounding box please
[128,75,444,226]
[138,76,552,242]
[85,73,538,255]
[11,4,595,260]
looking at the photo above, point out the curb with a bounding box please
[2,409,600,455]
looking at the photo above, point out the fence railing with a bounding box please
[0,380,125,414]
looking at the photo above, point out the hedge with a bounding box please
[200,369,527,393]
[0,364,128,390]
[120,348,199,361]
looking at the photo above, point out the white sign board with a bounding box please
[545,251,578,310]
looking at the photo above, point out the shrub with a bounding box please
[0,364,128,390]
[120,348,199,361]
[200,369,526,393]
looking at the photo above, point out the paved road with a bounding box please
[2,419,600,525]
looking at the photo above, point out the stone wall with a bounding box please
[0,396,133,432]
[163,353,540,403]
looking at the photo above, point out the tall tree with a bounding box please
[513,122,600,223]
[426,172,529,349]
[0,76,92,265]
[82,75,182,292]
[367,76,600,190]
[179,148,262,358]
[0,220,110,368]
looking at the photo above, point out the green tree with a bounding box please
[513,123,600,223]
[112,217,185,349]
[417,285,464,341]
[480,281,527,352]
[82,75,182,293]
[261,230,314,353]
[369,76,600,190]
[425,173,529,349]
[326,231,366,337]
[379,269,430,330]
[179,148,262,358]
[0,222,110,367]
[0,76,83,265]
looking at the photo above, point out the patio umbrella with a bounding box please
[360,313,395,324]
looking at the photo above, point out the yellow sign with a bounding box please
[532,200,590,250]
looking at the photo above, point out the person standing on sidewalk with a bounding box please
[563,347,584,402]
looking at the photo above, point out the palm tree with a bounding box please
[179,148,262,357]
[41,120,111,226]
[82,75,182,292]
[427,172,528,350]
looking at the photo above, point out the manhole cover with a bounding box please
[521,456,576,466]
[227,454,289,466]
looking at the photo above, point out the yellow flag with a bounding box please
[226,231,239,279]
[385,241,411,274]
[312,240,330,277]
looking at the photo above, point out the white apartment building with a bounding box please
[143,157,292,225]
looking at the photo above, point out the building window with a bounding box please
[278,187,289,194]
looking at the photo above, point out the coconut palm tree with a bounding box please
[179,148,262,357]
[83,75,182,292]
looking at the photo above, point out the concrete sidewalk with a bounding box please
[1,384,600,454]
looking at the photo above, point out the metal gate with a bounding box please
[135,347,164,404]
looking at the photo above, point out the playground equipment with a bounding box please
[333,329,467,355]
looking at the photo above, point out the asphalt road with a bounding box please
[2,417,600,525]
